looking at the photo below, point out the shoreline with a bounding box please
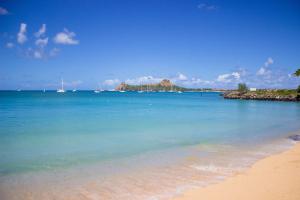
[172,141,300,200]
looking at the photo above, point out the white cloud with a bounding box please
[103,79,120,86]
[257,67,267,75]
[177,73,188,81]
[35,38,48,47]
[264,57,274,67]
[53,29,79,45]
[125,76,162,85]
[217,71,241,83]
[0,7,8,15]
[197,3,218,11]
[257,57,274,76]
[17,23,27,44]
[33,50,42,59]
[180,77,213,87]
[6,42,14,48]
[35,24,46,37]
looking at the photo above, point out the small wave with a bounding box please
[190,164,234,174]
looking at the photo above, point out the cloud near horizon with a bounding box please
[103,79,120,86]
[102,58,299,89]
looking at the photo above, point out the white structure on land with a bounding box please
[250,88,257,91]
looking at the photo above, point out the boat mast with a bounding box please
[61,78,64,90]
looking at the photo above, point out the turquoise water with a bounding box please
[1,91,300,177]
[1,91,300,200]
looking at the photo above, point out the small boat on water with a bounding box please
[119,90,126,93]
[138,81,144,93]
[57,79,65,93]
[94,84,103,93]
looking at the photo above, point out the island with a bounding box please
[115,79,216,92]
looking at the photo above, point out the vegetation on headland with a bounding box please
[115,79,214,92]
[294,69,300,77]
[224,88,299,101]
[237,83,248,93]
[224,81,299,101]
[223,68,300,101]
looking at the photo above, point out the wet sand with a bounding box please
[173,142,300,200]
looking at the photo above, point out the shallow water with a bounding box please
[0,91,300,199]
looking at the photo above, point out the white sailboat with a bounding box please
[94,84,102,93]
[169,84,174,92]
[138,81,144,93]
[57,79,65,93]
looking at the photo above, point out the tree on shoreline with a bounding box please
[237,83,248,93]
[294,69,300,77]
[295,69,300,100]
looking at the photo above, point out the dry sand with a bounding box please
[173,142,300,200]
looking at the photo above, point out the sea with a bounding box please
[0,91,300,200]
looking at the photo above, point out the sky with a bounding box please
[0,0,300,90]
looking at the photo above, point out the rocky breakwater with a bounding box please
[223,90,300,102]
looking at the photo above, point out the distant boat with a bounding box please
[17,89,21,92]
[57,79,65,93]
[94,84,103,93]
[43,89,46,93]
[169,84,174,92]
[138,82,144,93]
[177,91,183,93]
[72,89,77,92]
[119,90,126,93]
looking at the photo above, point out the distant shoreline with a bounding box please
[223,90,300,102]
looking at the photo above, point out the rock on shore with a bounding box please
[223,90,299,102]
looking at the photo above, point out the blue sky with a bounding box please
[1,0,300,89]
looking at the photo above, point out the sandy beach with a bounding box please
[173,142,300,200]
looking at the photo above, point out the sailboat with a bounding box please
[138,82,144,93]
[169,84,174,92]
[57,79,65,93]
[94,84,102,93]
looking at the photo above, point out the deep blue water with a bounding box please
[1,91,300,175]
